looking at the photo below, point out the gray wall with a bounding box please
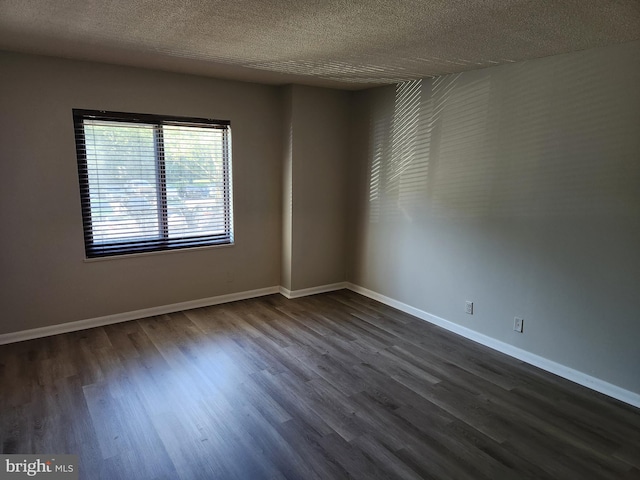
[0,52,350,336]
[283,85,349,291]
[0,52,283,334]
[290,85,349,290]
[348,41,640,394]
[281,86,294,291]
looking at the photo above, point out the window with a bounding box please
[73,109,233,258]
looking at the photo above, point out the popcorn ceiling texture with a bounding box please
[0,0,639,88]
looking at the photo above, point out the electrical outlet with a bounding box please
[465,301,473,315]
[514,317,524,333]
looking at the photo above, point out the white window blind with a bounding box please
[73,110,233,258]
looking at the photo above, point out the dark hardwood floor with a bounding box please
[1,290,639,479]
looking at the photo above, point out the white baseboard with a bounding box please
[0,286,280,346]
[279,282,347,299]
[0,282,347,345]
[345,282,640,409]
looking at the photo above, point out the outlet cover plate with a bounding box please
[465,301,473,315]
[514,317,524,333]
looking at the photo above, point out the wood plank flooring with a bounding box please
[1,290,639,479]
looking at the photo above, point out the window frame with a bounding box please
[73,109,233,259]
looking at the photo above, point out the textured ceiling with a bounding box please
[1,0,639,89]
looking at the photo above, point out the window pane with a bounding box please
[84,120,160,243]
[75,110,233,258]
[164,126,227,238]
